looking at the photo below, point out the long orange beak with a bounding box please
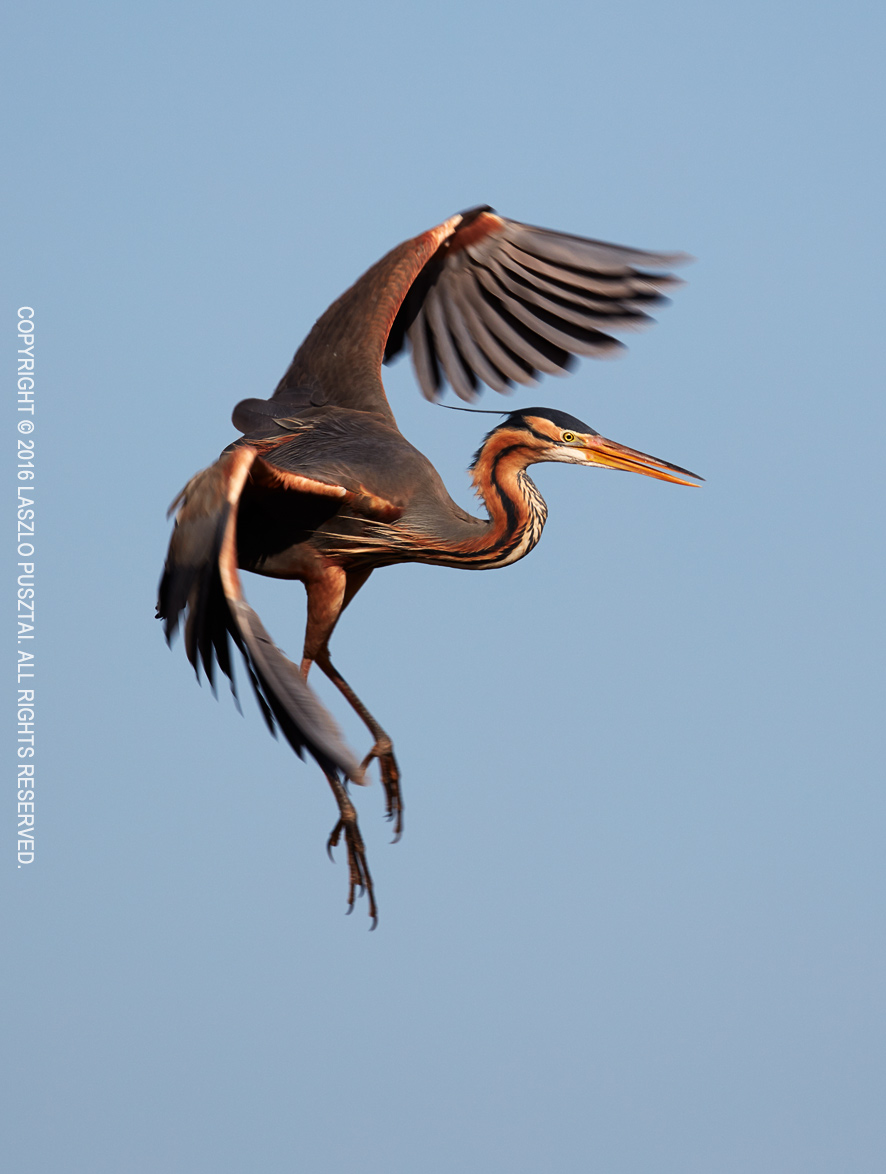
[583,435,702,487]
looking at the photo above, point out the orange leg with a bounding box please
[314,650,403,839]
[301,567,403,839]
[291,566,376,920]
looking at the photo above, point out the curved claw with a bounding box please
[327,819,342,862]
[360,738,404,842]
[324,798,378,924]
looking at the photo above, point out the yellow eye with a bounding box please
[562,431,576,443]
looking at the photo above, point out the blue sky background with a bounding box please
[4,1,885,1170]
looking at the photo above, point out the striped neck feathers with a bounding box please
[458,427,549,568]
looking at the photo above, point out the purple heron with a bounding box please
[158,207,699,923]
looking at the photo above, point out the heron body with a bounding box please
[158,207,698,923]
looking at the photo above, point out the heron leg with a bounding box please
[301,567,403,839]
[324,768,377,927]
[315,650,403,840]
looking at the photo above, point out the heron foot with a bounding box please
[327,804,378,928]
[361,735,403,841]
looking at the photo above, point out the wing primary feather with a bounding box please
[459,274,538,385]
[408,306,444,400]
[472,275,582,371]
[474,268,624,358]
[498,239,682,298]
[442,282,512,393]
[480,255,645,333]
[424,285,478,402]
[227,599,362,778]
[496,247,666,312]
[490,255,657,330]
[502,222,691,273]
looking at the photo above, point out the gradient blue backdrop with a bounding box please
[5,2,885,1171]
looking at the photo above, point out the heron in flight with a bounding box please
[158,206,699,923]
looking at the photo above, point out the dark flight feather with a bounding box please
[157,454,362,781]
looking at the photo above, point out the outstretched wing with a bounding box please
[157,443,399,783]
[386,211,691,402]
[270,207,690,416]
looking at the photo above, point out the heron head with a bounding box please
[485,407,701,487]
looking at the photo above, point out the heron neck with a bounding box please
[447,433,548,569]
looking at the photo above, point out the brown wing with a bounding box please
[227,407,428,520]
[271,210,468,420]
[386,211,692,402]
[157,445,371,782]
[271,207,690,414]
